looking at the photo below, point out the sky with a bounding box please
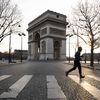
[0,0,99,57]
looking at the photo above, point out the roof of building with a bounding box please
[28,10,67,25]
[27,10,68,31]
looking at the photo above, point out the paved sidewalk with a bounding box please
[64,61,100,70]
[0,60,25,67]
[81,63,100,70]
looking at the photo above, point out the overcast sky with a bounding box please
[1,0,97,56]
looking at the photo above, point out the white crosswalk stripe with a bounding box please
[87,75,100,82]
[47,75,66,99]
[0,75,33,98]
[69,75,100,100]
[0,74,100,99]
[0,75,11,81]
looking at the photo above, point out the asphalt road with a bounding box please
[0,61,100,100]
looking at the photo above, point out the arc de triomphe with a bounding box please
[27,10,68,60]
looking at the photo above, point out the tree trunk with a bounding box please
[90,36,94,67]
[90,46,94,67]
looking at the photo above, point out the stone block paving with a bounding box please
[64,61,100,70]
[57,75,97,100]
[0,61,100,100]
[82,63,100,70]
[16,74,47,100]
[0,74,99,100]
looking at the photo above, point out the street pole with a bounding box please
[69,34,73,63]
[18,33,25,63]
[85,49,86,63]
[77,28,79,48]
[8,29,12,63]
[21,34,22,62]
[69,36,70,63]
[66,34,73,63]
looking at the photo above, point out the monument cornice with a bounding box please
[27,17,68,31]
[28,10,66,25]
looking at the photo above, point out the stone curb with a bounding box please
[64,62,100,71]
[82,64,100,70]
[0,62,23,67]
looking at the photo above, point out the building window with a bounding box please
[56,15,59,18]
[54,41,60,48]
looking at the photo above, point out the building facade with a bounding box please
[27,10,68,60]
[14,50,28,60]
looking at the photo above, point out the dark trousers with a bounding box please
[67,60,82,77]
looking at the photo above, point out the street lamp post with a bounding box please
[8,29,12,63]
[66,34,73,63]
[18,33,26,62]
[69,34,73,63]
[8,25,22,63]
[76,28,79,48]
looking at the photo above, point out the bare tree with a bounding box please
[69,0,100,67]
[0,0,22,42]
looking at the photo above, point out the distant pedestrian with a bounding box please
[65,46,85,79]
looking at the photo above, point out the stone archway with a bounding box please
[34,33,40,60]
[27,10,67,60]
[54,41,60,60]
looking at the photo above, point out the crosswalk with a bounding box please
[47,75,66,99]
[0,75,32,98]
[69,75,100,100]
[0,74,100,100]
[0,75,11,81]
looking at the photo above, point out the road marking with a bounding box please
[47,75,66,99]
[87,75,100,82]
[0,75,11,81]
[0,75,32,98]
[69,75,100,100]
